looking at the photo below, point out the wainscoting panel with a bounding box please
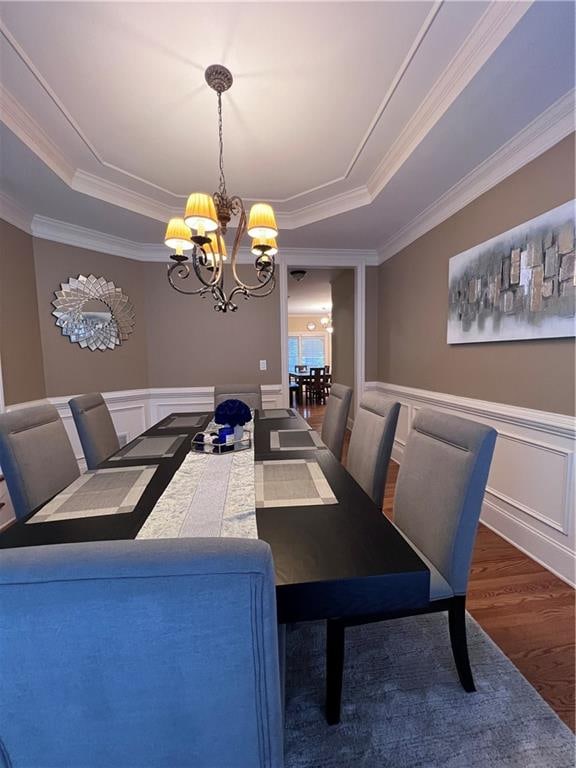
[148,388,215,425]
[366,381,576,587]
[488,431,572,535]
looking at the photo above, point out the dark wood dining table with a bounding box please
[0,407,430,717]
[290,372,331,405]
[0,406,429,614]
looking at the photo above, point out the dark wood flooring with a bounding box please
[297,401,575,731]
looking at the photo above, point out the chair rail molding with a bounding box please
[365,381,576,587]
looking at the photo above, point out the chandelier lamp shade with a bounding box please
[184,193,219,235]
[164,218,193,257]
[163,64,279,312]
[251,237,278,257]
[247,204,278,239]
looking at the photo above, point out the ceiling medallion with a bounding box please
[163,64,278,313]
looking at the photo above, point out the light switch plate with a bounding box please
[259,359,267,371]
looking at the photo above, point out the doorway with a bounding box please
[283,264,360,421]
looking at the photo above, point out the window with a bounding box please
[288,336,299,373]
[288,334,327,371]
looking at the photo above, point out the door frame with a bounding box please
[279,251,367,414]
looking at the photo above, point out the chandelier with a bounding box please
[163,65,278,312]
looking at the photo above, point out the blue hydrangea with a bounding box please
[214,398,252,428]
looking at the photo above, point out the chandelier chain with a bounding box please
[217,91,226,197]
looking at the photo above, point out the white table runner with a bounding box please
[137,422,257,540]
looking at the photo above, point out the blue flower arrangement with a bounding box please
[214,398,252,428]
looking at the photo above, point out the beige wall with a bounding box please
[0,220,46,405]
[288,315,326,333]
[331,269,355,390]
[378,135,575,416]
[2,238,282,401]
[33,239,149,397]
[144,263,281,387]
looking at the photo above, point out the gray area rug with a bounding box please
[284,613,575,767]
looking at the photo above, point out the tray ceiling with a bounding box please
[0,1,574,254]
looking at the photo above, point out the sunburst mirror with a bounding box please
[52,274,135,351]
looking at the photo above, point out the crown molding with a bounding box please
[0,8,441,209]
[277,186,372,229]
[30,214,379,266]
[11,83,570,271]
[377,89,575,264]
[0,191,33,233]
[0,2,533,230]
[267,0,444,205]
[71,169,174,223]
[367,1,533,200]
[0,82,75,185]
[31,215,162,260]
[0,20,181,199]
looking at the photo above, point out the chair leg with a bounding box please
[448,596,476,692]
[326,619,345,725]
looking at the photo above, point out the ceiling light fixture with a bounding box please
[163,65,278,312]
[307,322,317,331]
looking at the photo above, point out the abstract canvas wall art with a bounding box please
[447,200,575,344]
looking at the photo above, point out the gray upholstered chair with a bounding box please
[69,393,120,469]
[0,538,284,768]
[346,392,400,508]
[0,404,80,520]
[214,384,263,411]
[320,383,352,461]
[326,409,497,723]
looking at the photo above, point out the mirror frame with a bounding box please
[52,274,135,351]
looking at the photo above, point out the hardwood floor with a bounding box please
[297,401,575,731]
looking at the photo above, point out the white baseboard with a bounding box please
[367,381,576,588]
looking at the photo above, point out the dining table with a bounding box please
[0,406,430,719]
[290,372,331,405]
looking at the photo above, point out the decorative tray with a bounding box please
[191,430,252,454]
